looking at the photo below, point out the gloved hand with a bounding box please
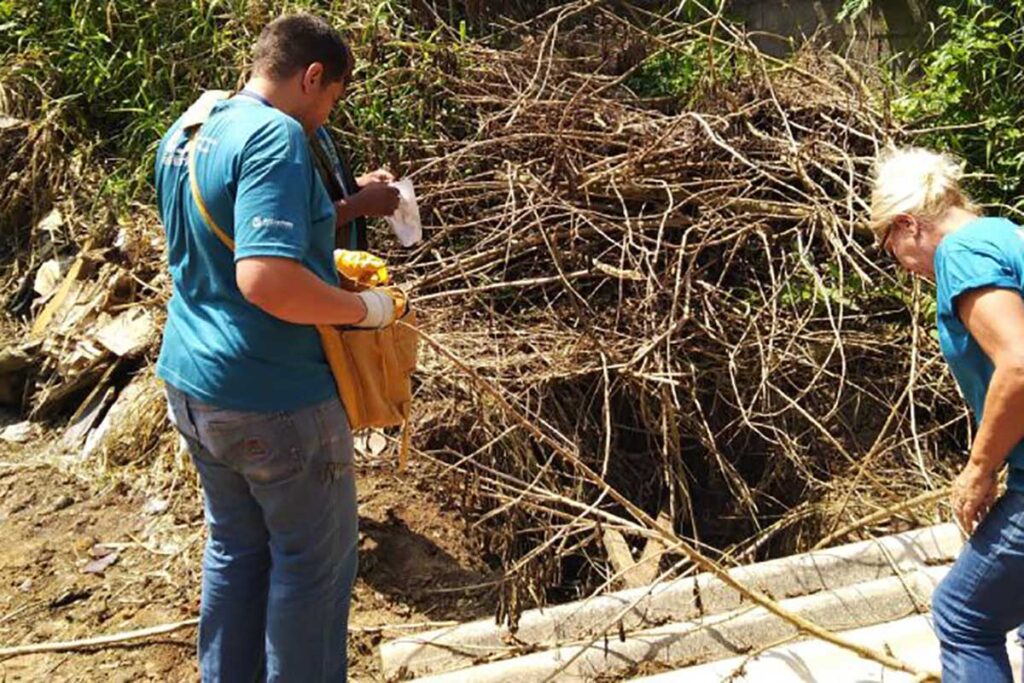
[352,287,409,329]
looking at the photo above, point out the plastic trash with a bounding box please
[386,179,423,247]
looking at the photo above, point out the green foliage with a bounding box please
[1,1,253,169]
[0,0,460,200]
[837,0,873,22]
[625,42,742,103]
[328,6,465,171]
[894,0,1024,211]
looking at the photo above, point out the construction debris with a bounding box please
[94,308,156,358]
[0,342,38,406]
[381,524,960,679]
[0,420,37,443]
[32,257,64,299]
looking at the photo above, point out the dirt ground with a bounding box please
[0,429,496,682]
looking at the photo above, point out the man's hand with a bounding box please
[951,462,999,535]
[357,169,395,187]
[349,182,400,218]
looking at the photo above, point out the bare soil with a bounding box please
[0,435,495,682]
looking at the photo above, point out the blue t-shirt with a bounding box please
[935,216,1024,491]
[154,96,339,412]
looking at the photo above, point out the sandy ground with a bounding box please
[0,434,495,682]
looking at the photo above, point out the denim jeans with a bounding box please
[932,490,1024,682]
[166,385,358,683]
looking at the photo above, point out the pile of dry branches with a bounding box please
[390,3,965,619]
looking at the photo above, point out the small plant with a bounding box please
[893,1,1024,212]
[837,0,873,22]
[625,41,743,105]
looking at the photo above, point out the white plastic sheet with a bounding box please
[386,179,423,247]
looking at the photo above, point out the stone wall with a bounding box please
[728,0,932,59]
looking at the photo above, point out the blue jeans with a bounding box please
[166,386,358,683]
[932,490,1024,682]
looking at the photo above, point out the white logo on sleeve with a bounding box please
[252,216,295,230]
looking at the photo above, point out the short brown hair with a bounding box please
[252,12,352,84]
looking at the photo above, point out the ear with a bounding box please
[892,214,917,236]
[302,62,325,92]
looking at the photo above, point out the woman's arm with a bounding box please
[954,287,1024,531]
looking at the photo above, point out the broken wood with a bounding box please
[0,343,40,374]
[601,527,639,587]
[30,361,110,420]
[62,368,118,449]
[0,343,40,407]
[30,239,92,339]
[633,510,671,585]
[94,308,155,358]
[602,510,672,589]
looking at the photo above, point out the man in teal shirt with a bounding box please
[155,12,400,682]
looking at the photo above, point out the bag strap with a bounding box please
[186,131,236,252]
[310,129,368,251]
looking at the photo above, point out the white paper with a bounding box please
[385,179,422,247]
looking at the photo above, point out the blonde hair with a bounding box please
[869,147,979,241]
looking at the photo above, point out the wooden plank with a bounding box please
[29,361,108,420]
[30,239,92,339]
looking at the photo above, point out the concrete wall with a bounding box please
[729,0,933,59]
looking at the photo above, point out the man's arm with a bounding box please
[236,257,367,325]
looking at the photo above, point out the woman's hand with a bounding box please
[357,169,395,187]
[951,462,998,534]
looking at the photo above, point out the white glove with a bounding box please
[353,289,397,329]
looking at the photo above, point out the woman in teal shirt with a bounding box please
[870,147,1024,681]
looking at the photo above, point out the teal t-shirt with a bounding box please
[934,216,1024,491]
[154,96,338,412]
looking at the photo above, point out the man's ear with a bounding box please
[302,62,325,92]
